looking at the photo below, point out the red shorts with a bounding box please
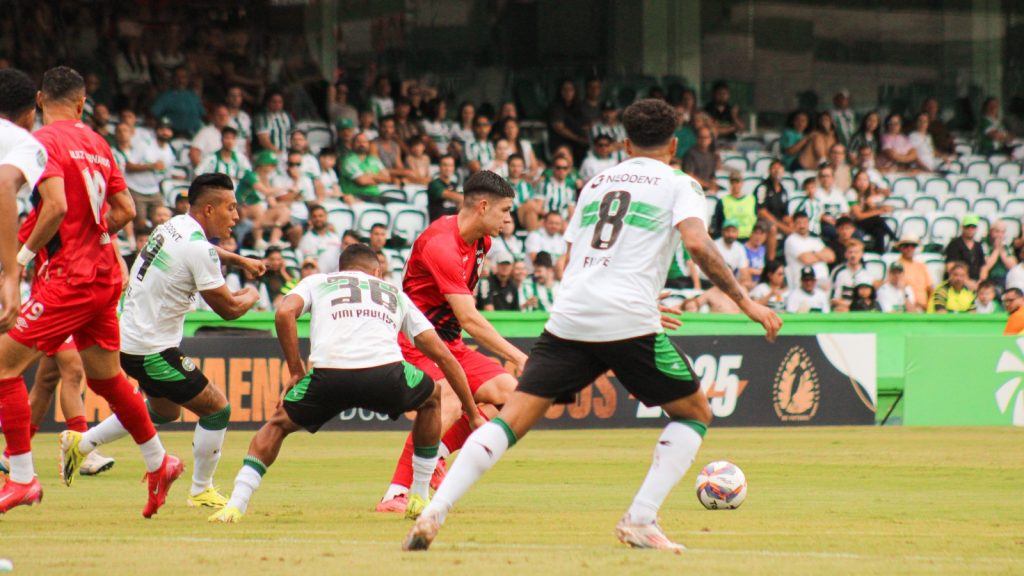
[399,335,509,394]
[10,278,121,355]
[48,336,77,358]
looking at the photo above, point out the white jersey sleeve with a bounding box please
[186,241,226,292]
[671,175,707,227]
[0,120,47,194]
[288,275,316,315]
[400,293,434,340]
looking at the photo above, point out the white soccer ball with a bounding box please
[695,460,747,510]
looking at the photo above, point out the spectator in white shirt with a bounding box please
[877,262,920,312]
[784,210,836,291]
[225,85,252,154]
[830,239,875,312]
[112,122,170,230]
[786,267,832,313]
[487,220,525,268]
[908,112,948,172]
[272,150,317,225]
[1006,248,1024,292]
[750,260,789,312]
[709,219,752,288]
[190,104,231,168]
[525,211,567,275]
[196,126,252,183]
[298,205,342,274]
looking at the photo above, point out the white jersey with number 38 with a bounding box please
[546,157,706,342]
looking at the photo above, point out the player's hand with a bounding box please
[278,369,303,409]
[739,298,782,343]
[511,351,528,377]
[658,290,683,331]
[240,257,267,278]
[467,410,486,431]
[0,277,20,333]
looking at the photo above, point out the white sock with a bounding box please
[422,421,513,524]
[410,453,438,500]
[139,435,166,472]
[227,464,263,513]
[438,443,451,459]
[9,453,34,484]
[80,414,129,454]
[191,424,226,496]
[627,421,704,525]
[382,483,408,501]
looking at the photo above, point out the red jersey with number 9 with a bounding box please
[19,120,126,286]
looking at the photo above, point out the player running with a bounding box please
[376,170,527,514]
[404,99,781,552]
[60,173,264,509]
[209,243,481,523]
[0,66,181,517]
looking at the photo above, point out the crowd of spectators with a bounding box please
[5,4,1023,316]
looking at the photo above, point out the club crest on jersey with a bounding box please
[181,356,196,372]
[36,149,46,168]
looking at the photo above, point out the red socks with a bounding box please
[388,409,489,489]
[65,416,87,433]
[0,377,32,456]
[87,374,155,444]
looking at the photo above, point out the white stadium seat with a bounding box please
[391,209,429,243]
[327,207,355,234]
[983,178,1011,196]
[924,257,946,289]
[965,161,992,179]
[999,217,1022,241]
[1004,198,1024,216]
[928,214,959,246]
[891,177,919,196]
[941,197,970,217]
[972,197,1000,219]
[922,178,951,196]
[996,162,1022,180]
[911,196,940,214]
[953,178,982,196]
[898,214,928,240]
[354,204,391,235]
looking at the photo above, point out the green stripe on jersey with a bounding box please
[190,231,206,242]
[143,353,187,383]
[653,333,693,380]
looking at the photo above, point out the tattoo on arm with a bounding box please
[690,235,746,304]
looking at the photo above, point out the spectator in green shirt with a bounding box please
[426,155,462,222]
[340,132,392,203]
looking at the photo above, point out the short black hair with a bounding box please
[318,147,337,157]
[507,153,524,165]
[188,173,235,206]
[41,66,85,104]
[438,154,455,164]
[308,204,326,215]
[221,126,239,137]
[1004,288,1023,298]
[264,246,283,257]
[712,80,730,92]
[342,229,361,242]
[533,251,553,269]
[463,170,514,205]
[622,99,677,149]
[793,210,809,220]
[290,128,307,137]
[0,68,37,119]
[370,223,387,233]
[338,243,379,272]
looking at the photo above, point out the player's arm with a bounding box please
[274,293,306,394]
[679,217,781,342]
[413,328,483,428]
[0,165,26,330]
[200,284,259,321]
[446,293,528,371]
[104,188,136,233]
[215,245,266,277]
[21,177,68,256]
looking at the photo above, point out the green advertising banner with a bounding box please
[904,336,1024,426]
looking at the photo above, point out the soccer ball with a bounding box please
[695,460,747,510]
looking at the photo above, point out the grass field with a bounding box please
[1,427,1022,575]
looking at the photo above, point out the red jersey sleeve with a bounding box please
[421,238,473,296]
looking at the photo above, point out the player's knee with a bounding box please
[198,403,231,431]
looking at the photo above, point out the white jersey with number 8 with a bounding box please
[546,157,706,342]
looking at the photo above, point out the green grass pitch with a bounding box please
[2,427,1022,575]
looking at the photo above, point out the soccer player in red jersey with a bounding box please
[0,66,181,517]
[377,170,528,513]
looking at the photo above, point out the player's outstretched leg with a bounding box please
[210,406,300,523]
[615,392,711,553]
[75,346,182,518]
[404,391,551,551]
[405,383,443,520]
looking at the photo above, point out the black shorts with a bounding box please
[120,348,209,405]
[283,362,434,433]
[516,331,700,407]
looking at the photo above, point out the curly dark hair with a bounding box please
[0,68,37,119]
[622,99,677,149]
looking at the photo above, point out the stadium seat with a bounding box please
[928,214,959,245]
[924,257,946,289]
[1004,198,1024,215]
[786,195,805,216]
[327,207,355,234]
[722,155,748,172]
[741,176,761,197]
[891,177,919,196]
[378,187,407,203]
[882,215,899,238]
[881,252,901,268]
[941,197,970,217]
[983,178,1011,196]
[945,160,963,174]
[863,256,886,283]
[161,180,189,206]
[973,216,990,240]
[965,161,992,179]
[381,247,406,274]
[1017,180,1024,196]
[954,143,973,157]
[911,196,940,213]
[995,161,1022,180]
[751,157,774,176]
[883,196,908,210]
[391,209,428,244]
[781,176,797,194]
[922,178,951,196]
[355,205,391,236]
[305,127,334,154]
[972,197,1000,219]
[999,217,1022,241]
[898,214,928,240]
[953,178,982,196]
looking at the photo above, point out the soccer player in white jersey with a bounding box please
[60,173,266,509]
[209,243,481,523]
[405,99,781,552]
[0,69,44,335]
